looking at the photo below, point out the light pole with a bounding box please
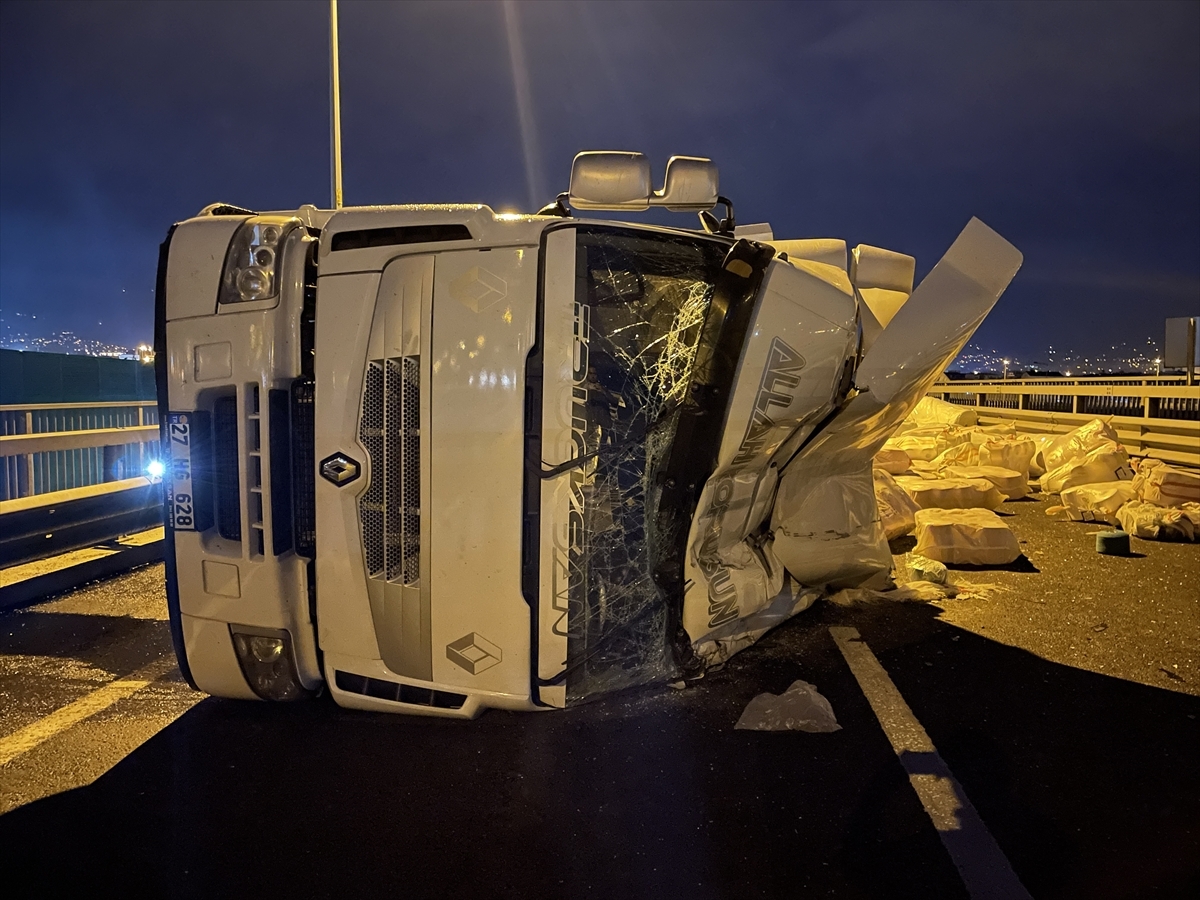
[1002,358,1010,380]
[1155,357,1162,377]
[330,0,344,209]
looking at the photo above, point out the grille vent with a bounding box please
[359,357,420,584]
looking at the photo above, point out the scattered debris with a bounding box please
[735,679,842,732]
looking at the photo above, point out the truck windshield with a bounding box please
[566,226,729,700]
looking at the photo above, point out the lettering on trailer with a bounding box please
[550,301,592,640]
[701,337,805,628]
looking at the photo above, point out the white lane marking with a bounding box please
[829,626,1032,900]
[0,657,176,767]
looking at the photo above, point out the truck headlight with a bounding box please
[219,216,301,304]
[229,626,313,701]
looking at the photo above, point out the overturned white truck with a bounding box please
[155,151,1021,715]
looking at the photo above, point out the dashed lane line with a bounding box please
[829,625,1033,900]
[0,656,177,767]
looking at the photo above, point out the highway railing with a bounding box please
[0,400,159,501]
[930,377,1200,468]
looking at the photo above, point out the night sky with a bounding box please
[1,0,1197,363]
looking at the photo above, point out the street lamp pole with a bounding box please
[1002,358,1010,380]
[330,0,344,209]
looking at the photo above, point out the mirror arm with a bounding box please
[536,192,572,218]
[717,196,735,234]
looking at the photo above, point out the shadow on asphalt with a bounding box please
[0,611,171,675]
[1,600,1197,900]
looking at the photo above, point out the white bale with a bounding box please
[1039,441,1134,494]
[895,475,1005,510]
[1056,481,1138,525]
[904,395,978,429]
[1041,419,1122,472]
[978,437,1037,479]
[1116,501,1200,542]
[874,468,921,540]
[945,464,1028,499]
[850,244,916,293]
[930,441,980,467]
[884,435,942,461]
[1027,434,1059,477]
[1131,459,1200,507]
[913,508,1021,565]
[874,447,912,475]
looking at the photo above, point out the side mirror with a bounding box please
[566,151,720,212]
[568,151,652,210]
[653,156,719,211]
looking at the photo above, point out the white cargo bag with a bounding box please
[883,435,942,461]
[978,437,1037,478]
[1116,501,1200,542]
[1052,481,1138,525]
[904,396,978,428]
[945,464,1028,499]
[895,475,1005,510]
[874,467,921,540]
[930,440,980,467]
[873,447,912,475]
[1039,441,1134,494]
[1040,419,1121,472]
[913,508,1021,565]
[1132,459,1200,507]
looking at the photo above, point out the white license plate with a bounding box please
[165,413,197,531]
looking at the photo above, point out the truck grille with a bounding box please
[290,379,316,557]
[359,357,420,585]
[213,395,241,541]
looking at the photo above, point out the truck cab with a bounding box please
[155,152,1021,716]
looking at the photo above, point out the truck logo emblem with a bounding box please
[446,632,503,675]
[320,452,361,486]
[450,266,507,312]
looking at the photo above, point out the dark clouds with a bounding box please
[1,0,1196,356]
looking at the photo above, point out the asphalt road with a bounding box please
[0,495,1197,899]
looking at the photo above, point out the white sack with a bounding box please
[930,441,980,467]
[772,466,894,589]
[1053,481,1138,525]
[735,679,842,732]
[945,464,1028,499]
[1116,501,1200,542]
[895,475,1005,510]
[884,435,942,461]
[913,508,1022,565]
[1132,459,1200,507]
[1039,442,1134,494]
[874,447,912,474]
[978,437,1037,479]
[874,467,921,540]
[1041,419,1121,472]
[905,395,978,428]
[1028,434,1059,477]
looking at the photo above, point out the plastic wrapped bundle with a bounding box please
[1040,419,1122,473]
[895,475,1005,510]
[1132,459,1200,507]
[945,464,1028,499]
[1052,481,1138,525]
[1039,442,1134,494]
[874,447,912,475]
[930,440,980,467]
[903,395,978,428]
[884,435,942,461]
[913,508,1022,565]
[874,467,921,539]
[978,437,1037,478]
[1116,501,1200,541]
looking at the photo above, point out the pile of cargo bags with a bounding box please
[873,396,1200,565]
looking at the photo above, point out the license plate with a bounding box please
[165,413,196,531]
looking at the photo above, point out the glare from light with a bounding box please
[146,460,165,479]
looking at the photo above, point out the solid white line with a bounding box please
[0,657,176,767]
[829,625,1032,900]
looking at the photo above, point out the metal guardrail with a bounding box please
[0,401,159,500]
[930,377,1200,468]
